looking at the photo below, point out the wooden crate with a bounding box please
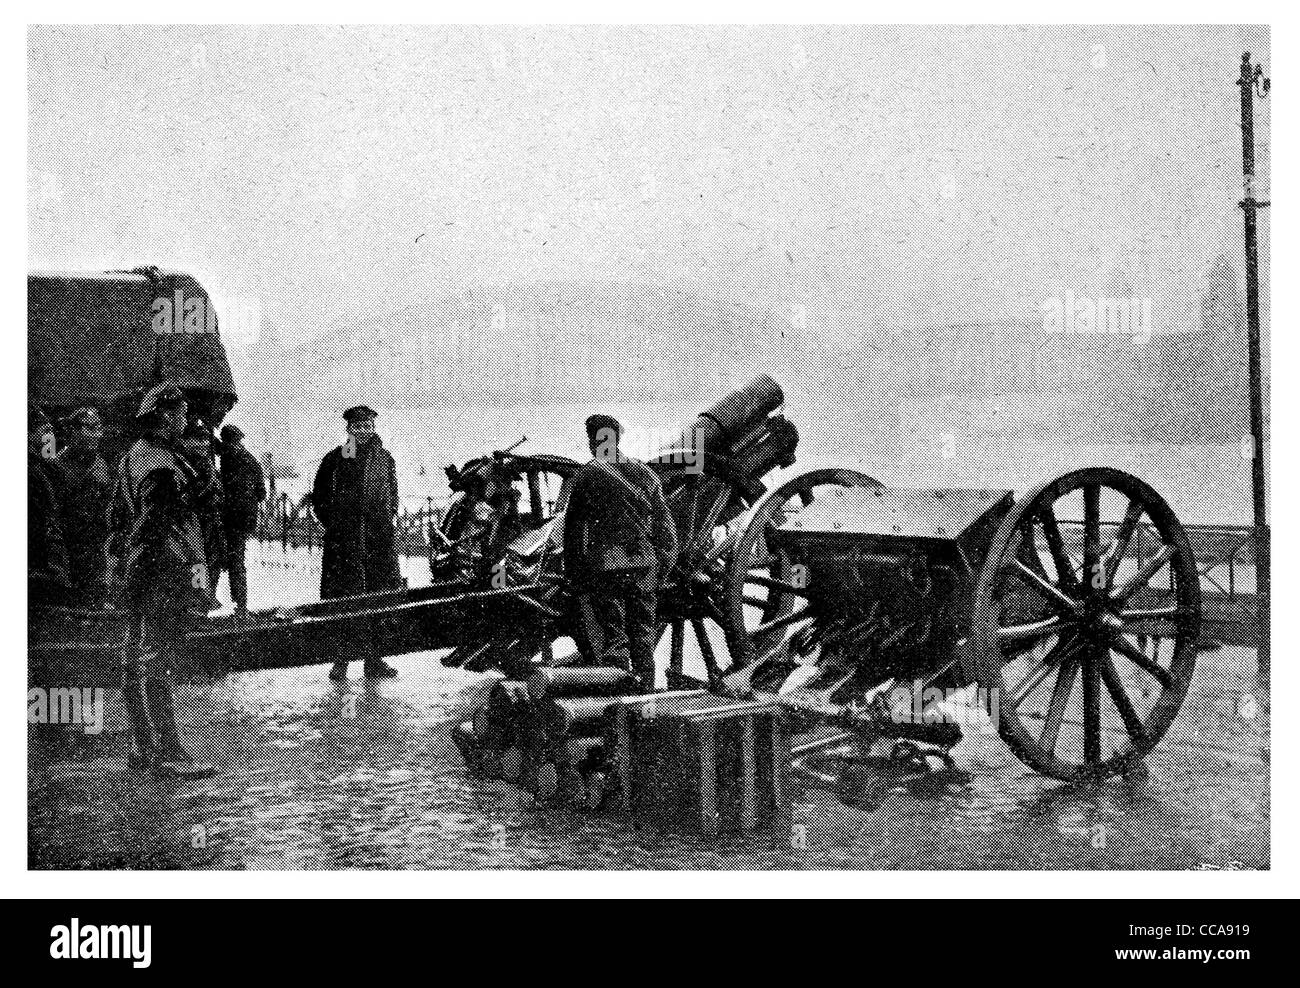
[611,694,791,836]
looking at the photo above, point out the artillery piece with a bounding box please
[455,386,1203,799]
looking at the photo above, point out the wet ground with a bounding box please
[28,637,1269,870]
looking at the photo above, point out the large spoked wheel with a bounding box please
[724,469,882,685]
[651,455,768,689]
[965,468,1201,781]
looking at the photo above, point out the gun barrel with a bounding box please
[660,375,785,460]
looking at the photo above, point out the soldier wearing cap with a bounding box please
[105,382,216,778]
[29,403,71,604]
[563,414,678,689]
[217,423,266,612]
[57,407,113,604]
[180,417,226,601]
[311,405,401,680]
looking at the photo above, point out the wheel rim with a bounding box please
[725,469,881,671]
[967,468,1201,781]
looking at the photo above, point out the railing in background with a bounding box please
[253,492,446,559]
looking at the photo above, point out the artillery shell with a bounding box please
[475,680,534,747]
[547,696,622,738]
[527,666,636,700]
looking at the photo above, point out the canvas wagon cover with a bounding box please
[28,268,237,408]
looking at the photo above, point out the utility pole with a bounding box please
[1236,52,1270,689]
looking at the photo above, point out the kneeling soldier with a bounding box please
[563,414,678,690]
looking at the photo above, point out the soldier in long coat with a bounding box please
[563,414,678,690]
[56,407,112,604]
[107,382,216,779]
[29,404,70,605]
[311,405,401,680]
[218,424,266,612]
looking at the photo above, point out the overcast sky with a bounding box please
[28,24,1269,334]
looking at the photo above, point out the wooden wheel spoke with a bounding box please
[1083,483,1102,591]
[1081,642,1105,765]
[1107,631,1175,689]
[1016,526,1051,581]
[1109,546,1176,605]
[668,619,685,684]
[1007,632,1082,710]
[1103,500,1146,585]
[1009,559,1080,613]
[1040,654,1081,754]
[701,528,738,569]
[1039,506,1080,589]
[1099,654,1147,744]
[1118,604,1193,638]
[691,617,721,684]
[998,614,1068,644]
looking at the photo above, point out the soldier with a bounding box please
[29,404,70,604]
[107,382,216,779]
[179,418,226,603]
[562,414,678,690]
[218,424,266,613]
[56,407,112,604]
[311,405,401,680]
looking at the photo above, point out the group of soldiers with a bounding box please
[31,392,683,777]
[29,382,266,778]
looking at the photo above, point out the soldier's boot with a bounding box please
[364,659,398,679]
[121,673,157,771]
[328,662,349,681]
[145,678,190,762]
[145,678,216,779]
